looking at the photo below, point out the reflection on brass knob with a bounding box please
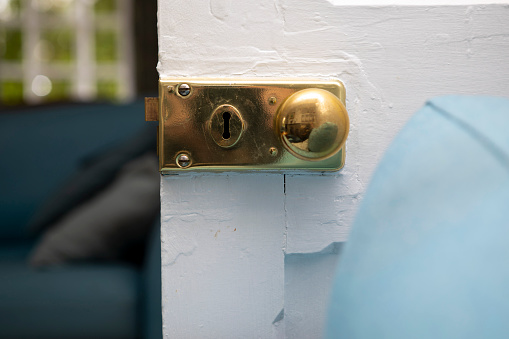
[276,88,349,161]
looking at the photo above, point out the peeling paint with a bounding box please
[272,308,285,324]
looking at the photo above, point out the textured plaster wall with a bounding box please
[158,1,509,337]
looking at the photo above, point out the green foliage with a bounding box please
[46,80,71,101]
[41,30,74,62]
[94,0,116,13]
[1,81,23,105]
[95,30,117,62]
[97,80,117,99]
[1,29,23,61]
[9,0,21,15]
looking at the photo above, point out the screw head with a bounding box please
[176,152,191,168]
[178,84,191,97]
[269,147,278,156]
[269,97,277,105]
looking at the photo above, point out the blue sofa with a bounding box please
[326,96,509,338]
[0,101,162,339]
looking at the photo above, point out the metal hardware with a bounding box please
[269,147,278,156]
[277,88,349,161]
[177,83,191,97]
[176,152,192,168]
[145,97,159,122]
[209,104,245,148]
[156,79,348,172]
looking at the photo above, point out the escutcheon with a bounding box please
[150,79,349,173]
[209,104,245,148]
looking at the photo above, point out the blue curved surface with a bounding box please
[326,96,509,339]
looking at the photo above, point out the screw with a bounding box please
[178,84,191,97]
[176,153,191,168]
[269,97,277,105]
[167,86,174,93]
[269,147,278,156]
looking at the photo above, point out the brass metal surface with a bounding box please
[145,97,158,121]
[157,79,348,172]
[209,104,245,148]
[277,88,349,161]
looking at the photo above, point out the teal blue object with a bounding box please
[0,257,138,339]
[0,102,146,240]
[142,219,163,339]
[326,96,509,339]
[0,101,162,339]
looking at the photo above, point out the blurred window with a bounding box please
[0,0,134,105]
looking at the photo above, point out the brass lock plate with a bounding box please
[156,79,347,173]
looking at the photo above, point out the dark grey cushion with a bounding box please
[28,125,157,236]
[0,101,148,239]
[29,153,160,266]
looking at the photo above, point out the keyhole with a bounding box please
[222,112,231,139]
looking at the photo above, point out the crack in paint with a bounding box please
[161,244,197,267]
[283,174,288,254]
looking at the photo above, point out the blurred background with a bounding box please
[0,0,158,106]
[0,1,162,339]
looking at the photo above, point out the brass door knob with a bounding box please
[276,88,349,161]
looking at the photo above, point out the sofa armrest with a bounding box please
[141,216,162,339]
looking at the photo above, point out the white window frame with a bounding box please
[0,0,135,104]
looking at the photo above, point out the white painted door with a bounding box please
[157,1,509,338]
